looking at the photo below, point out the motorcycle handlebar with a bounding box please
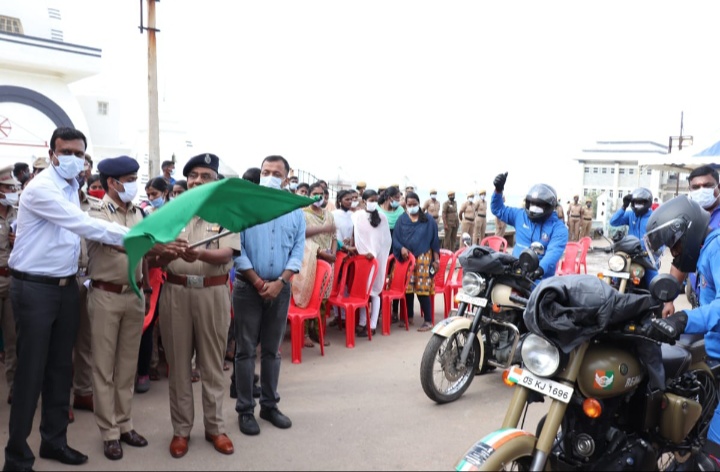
[509,294,529,306]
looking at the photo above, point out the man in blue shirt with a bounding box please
[491,172,568,279]
[233,155,305,436]
[609,187,657,285]
[158,160,176,186]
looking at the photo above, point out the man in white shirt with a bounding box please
[4,128,131,472]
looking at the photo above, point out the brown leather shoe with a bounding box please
[169,435,189,459]
[204,432,234,455]
[103,440,123,460]
[72,394,94,412]
[120,430,148,447]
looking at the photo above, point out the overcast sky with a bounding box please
[64,0,720,203]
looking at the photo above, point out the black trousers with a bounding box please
[5,277,79,470]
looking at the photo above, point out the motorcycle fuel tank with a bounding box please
[491,284,525,309]
[578,344,644,399]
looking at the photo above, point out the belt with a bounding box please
[166,272,228,288]
[464,218,474,222]
[583,218,592,221]
[570,215,580,218]
[0,267,8,277]
[91,280,141,294]
[476,214,486,218]
[10,269,74,287]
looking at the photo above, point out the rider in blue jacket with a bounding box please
[609,187,658,285]
[490,173,568,279]
[644,195,720,468]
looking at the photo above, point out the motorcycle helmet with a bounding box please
[644,195,709,273]
[525,184,557,221]
[630,187,653,217]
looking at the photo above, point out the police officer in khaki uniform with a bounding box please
[495,195,507,238]
[355,181,367,211]
[459,191,478,242]
[422,188,441,226]
[86,156,149,460]
[567,195,583,241]
[161,153,239,459]
[473,190,488,244]
[580,197,594,239]
[442,191,459,250]
[0,167,18,405]
[555,199,565,222]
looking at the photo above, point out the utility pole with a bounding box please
[139,0,161,180]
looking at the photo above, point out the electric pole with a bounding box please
[140,0,160,180]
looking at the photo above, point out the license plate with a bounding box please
[517,369,573,403]
[456,292,488,307]
[603,270,629,279]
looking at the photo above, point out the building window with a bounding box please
[611,168,615,174]
[609,190,614,198]
[593,167,598,174]
[0,15,23,34]
[584,167,590,173]
[97,101,108,115]
[583,189,589,196]
[629,168,635,175]
[619,168,625,174]
[646,169,652,175]
[50,29,63,41]
[618,190,624,198]
[602,167,607,174]
[48,8,62,20]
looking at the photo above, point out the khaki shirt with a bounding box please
[166,216,240,277]
[423,198,441,219]
[581,205,593,220]
[0,205,17,294]
[77,191,100,276]
[555,204,564,221]
[476,199,488,218]
[87,195,144,285]
[460,200,477,221]
[442,200,459,226]
[568,203,583,218]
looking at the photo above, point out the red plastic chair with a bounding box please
[447,248,468,312]
[324,250,348,329]
[556,242,583,276]
[480,235,508,253]
[576,237,592,274]
[430,249,454,320]
[326,255,379,348]
[288,260,333,364]
[380,253,416,336]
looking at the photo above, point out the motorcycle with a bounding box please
[455,274,720,471]
[593,229,656,294]
[419,238,541,404]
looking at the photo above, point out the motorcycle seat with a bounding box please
[676,334,708,364]
[661,343,692,381]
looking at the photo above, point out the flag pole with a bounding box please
[188,229,233,249]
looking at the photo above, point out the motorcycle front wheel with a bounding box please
[420,329,481,404]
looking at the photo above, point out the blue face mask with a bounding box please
[390,200,400,208]
[407,205,419,215]
[150,197,165,208]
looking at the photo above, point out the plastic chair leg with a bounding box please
[290,318,304,364]
[400,297,409,331]
[345,307,357,348]
[381,297,391,336]
[317,314,325,357]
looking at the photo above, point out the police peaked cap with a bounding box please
[183,153,219,177]
[97,156,140,177]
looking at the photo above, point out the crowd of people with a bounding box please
[1,125,720,470]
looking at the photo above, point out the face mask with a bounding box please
[260,175,283,189]
[480,195,485,201]
[407,205,419,215]
[0,192,18,207]
[586,203,591,208]
[449,197,455,202]
[52,152,85,180]
[390,200,400,208]
[366,202,378,212]
[150,197,165,208]
[88,189,105,199]
[689,186,718,209]
[633,203,645,209]
[289,182,298,191]
[312,196,325,208]
[430,194,437,200]
[351,201,359,208]
[170,169,176,176]
[468,197,475,203]
[116,180,138,203]
[528,205,544,215]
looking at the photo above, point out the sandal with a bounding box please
[304,335,315,348]
[149,367,160,381]
[417,322,433,332]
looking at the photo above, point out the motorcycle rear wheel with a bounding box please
[420,329,481,404]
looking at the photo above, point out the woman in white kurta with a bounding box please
[351,190,392,336]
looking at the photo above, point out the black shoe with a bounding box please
[103,440,123,460]
[38,444,88,465]
[229,381,237,399]
[253,373,260,383]
[253,383,261,398]
[238,413,260,436]
[355,325,376,338]
[2,463,33,471]
[120,430,148,447]
[259,407,292,429]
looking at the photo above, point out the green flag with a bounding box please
[124,178,314,297]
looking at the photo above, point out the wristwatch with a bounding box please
[277,276,288,286]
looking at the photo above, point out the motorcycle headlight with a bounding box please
[608,255,626,272]
[630,263,645,280]
[521,334,561,377]
[462,273,486,297]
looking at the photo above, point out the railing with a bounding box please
[293,168,340,202]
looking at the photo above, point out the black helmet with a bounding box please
[525,184,558,221]
[644,195,709,273]
[631,187,653,217]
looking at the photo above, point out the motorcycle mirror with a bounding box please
[596,228,604,237]
[461,232,472,247]
[518,248,539,273]
[611,229,625,243]
[648,274,681,303]
[530,242,545,256]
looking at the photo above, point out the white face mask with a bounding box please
[468,197,475,203]
[407,205,419,215]
[633,203,645,209]
[366,201,378,212]
[430,194,437,200]
[289,182,299,191]
[351,201,359,208]
[312,196,325,208]
[528,205,544,215]
[260,175,283,189]
[0,192,18,207]
[480,195,485,201]
[689,186,719,209]
[117,180,138,203]
[52,152,85,180]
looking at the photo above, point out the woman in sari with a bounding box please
[352,190,392,337]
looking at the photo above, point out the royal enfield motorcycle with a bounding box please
[455,274,720,471]
[594,229,656,294]
[419,244,540,404]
